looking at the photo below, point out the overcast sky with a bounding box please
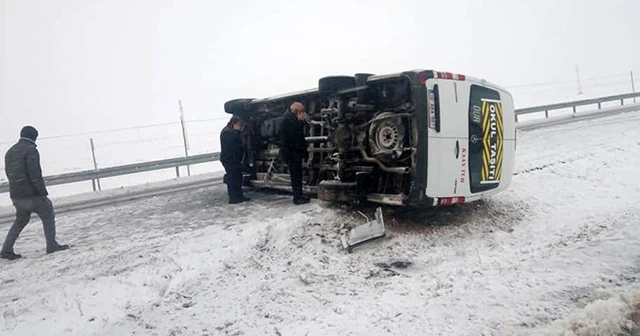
[1,0,639,142]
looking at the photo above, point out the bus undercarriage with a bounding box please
[225,73,423,206]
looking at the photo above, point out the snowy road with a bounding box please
[1,111,640,335]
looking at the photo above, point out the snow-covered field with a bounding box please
[1,110,640,335]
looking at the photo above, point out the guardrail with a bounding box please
[515,92,640,120]
[0,152,220,194]
[1,91,639,195]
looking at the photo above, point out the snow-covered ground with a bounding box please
[1,110,640,335]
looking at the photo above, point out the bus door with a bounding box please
[425,77,472,200]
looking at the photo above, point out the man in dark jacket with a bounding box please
[220,116,250,204]
[1,126,69,260]
[280,102,310,205]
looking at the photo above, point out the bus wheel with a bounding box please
[318,180,358,203]
[224,98,255,115]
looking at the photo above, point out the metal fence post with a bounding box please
[90,138,101,192]
[179,100,191,177]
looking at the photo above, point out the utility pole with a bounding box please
[575,65,583,95]
[632,70,636,103]
[179,100,191,176]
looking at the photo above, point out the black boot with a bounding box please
[0,251,22,260]
[47,244,70,254]
[293,196,310,205]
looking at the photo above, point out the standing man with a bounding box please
[1,126,69,260]
[220,116,250,204]
[280,102,310,205]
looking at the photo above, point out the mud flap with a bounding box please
[341,207,386,251]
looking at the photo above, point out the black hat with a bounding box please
[20,126,39,141]
[229,115,243,124]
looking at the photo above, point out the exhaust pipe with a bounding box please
[305,136,328,143]
[358,148,410,174]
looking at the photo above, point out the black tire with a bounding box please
[318,180,358,203]
[224,98,254,115]
[318,76,356,96]
[355,73,374,86]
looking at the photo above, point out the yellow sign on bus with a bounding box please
[481,98,504,184]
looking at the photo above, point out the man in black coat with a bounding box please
[280,102,310,205]
[220,116,250,204]
[1,126,69,260]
